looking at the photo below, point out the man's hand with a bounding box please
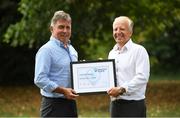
[62,88,79,100]
[53,87,79,100]
[107,87,126,97]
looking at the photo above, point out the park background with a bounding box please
[0,0,180,117]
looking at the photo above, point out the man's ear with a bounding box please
[50,26,53,33]
[129,31,133,37]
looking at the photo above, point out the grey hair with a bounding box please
[50,10,71,27]
[113,16,134,32]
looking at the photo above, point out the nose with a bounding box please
[62,28,68,32]
[116,28,122,33]
[114,28,121,34]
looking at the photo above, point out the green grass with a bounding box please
[148,103,180,117]
[0,77,180,117]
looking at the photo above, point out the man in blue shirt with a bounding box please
[34,10,79,117]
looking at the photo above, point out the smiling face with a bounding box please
[50,19,71,44]
[113,17,133,47]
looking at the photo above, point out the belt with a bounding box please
[114,99,145,103]
[42,96,75,102]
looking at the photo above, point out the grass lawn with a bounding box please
[0,75,180,117]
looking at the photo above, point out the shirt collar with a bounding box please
[50,36,71,48]
[113,39,133,51]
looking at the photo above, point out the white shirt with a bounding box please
[108,39,150,101]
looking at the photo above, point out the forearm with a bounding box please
[34,73,59,92]
[53,86,79,99]
[52,87,66,94]
[122,74,149,94]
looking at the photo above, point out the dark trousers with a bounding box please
[40,96,78,117]
[110,99,146,117]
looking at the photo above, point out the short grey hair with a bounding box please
[113,16,134,32]
[50,10,71,26]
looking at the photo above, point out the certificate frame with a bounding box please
[70,59,116,94]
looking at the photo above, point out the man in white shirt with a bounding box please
[107,16,150,117]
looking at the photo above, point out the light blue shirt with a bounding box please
[34,36,78,98]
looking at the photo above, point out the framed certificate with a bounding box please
[70,59,116,94]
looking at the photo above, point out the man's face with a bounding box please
[51,19,71,43]
[113,18,132,47]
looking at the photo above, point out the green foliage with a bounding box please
[0,0,21,40]
[142,0,180,71]
[2,0,180,71]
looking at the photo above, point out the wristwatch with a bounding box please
[119,87,126,95]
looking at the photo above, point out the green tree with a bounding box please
[0,0,21,40]
[3,0,180,71]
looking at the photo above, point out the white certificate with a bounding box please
[70,59,116,94]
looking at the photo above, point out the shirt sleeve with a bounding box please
[34,48,58,92]
[121,47,150,94]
